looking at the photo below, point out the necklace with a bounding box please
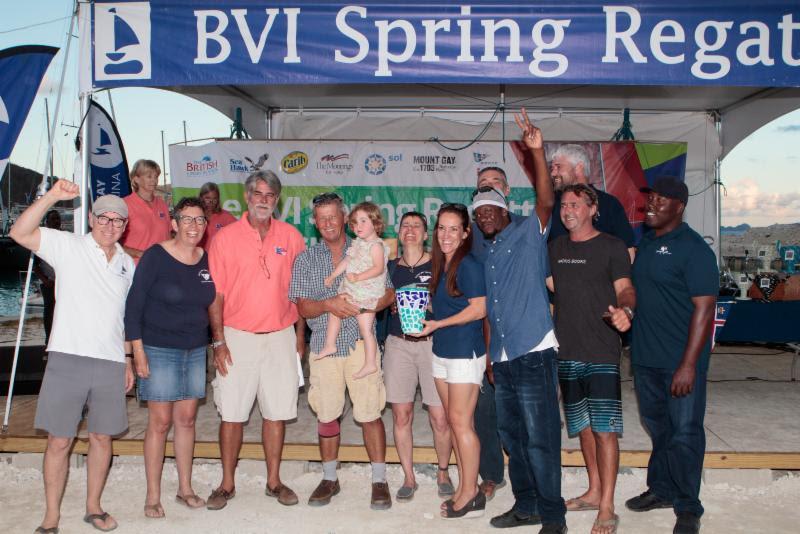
[403,250,426,274]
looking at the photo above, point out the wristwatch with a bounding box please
[211,339,226,349]
[622,306,634,320]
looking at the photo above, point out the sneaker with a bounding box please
[673,512,701,534]
[625,490,673,512]
[206,487,235,511]
[490,507,543,528]
[539,523,568,534]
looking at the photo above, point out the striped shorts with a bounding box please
[558,360,623,436]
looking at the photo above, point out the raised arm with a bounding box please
[514,108,554,229]
[9,179,78,251]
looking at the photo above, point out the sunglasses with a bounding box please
[471,185,505,199]
[312,192,342,205]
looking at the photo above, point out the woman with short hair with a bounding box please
[121,159,171,262]
[125,197,216,518]
[198,181,237,250]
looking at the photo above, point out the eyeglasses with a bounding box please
[259,255,271,279]
[312,192,342,205]
[95,215,127,228]
[176,215,208,226]
[440,202,468,212]
[471,185,504,199]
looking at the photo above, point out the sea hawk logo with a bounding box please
[94,3,152,81]
[245,153,269,171]
[655,246,671,255]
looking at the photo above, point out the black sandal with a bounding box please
[441,491,486,520]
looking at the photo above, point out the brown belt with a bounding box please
[393,334,432,343]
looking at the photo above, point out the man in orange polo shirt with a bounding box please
[206,170,306,510]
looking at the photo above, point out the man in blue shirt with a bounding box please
[625,177,718,534]
[473,109,566,534]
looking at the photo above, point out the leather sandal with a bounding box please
[441,491,486,520]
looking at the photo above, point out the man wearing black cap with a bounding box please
[625,177,718,534]
[10,179,136,533]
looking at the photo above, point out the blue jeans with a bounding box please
[633,365,707,517]
[494,348,565,524]
[138,345,207,402]
[475,373,505,483]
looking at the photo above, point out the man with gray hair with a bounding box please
[549,143,635,260]
[206,170,307,510]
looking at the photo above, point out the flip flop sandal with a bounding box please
[83,512,118,532]
[143,503,165,519]
[395,483,418,502]
[566,497,600,512]
[593,513,620,534]
[175,494,206,509]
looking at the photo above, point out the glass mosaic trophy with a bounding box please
[395,284,430,334]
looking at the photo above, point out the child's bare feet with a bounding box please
[315,346,337,359]
[352,361,378,379]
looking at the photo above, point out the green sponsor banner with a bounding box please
[173,185,538,245]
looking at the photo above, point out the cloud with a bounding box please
[775,124,800,133]
[722,178,800,224]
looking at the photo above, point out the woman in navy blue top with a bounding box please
[413,203,487,519]
[125,197,216,517]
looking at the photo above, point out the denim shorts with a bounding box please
[138,344,207,402]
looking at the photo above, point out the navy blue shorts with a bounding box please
[138,345,207,402]
[558,360,622,436]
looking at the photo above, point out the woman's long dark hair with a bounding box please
[429,204,472,298]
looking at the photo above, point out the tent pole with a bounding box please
[79,92,91,236]
[714,111,722,265]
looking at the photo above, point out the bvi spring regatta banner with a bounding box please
[0,46,58,184]
[85,100,131,200]
[91,1,800,89]
[169,139,685,246]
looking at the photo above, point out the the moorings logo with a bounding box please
[412,154,456,172]
[186,155,219,177]
[316,153,353,174]
[282,151,308,174]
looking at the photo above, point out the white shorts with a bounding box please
[432,354,486,385]
[212,326,299,422]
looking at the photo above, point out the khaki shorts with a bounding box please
[212,326,298,422]
[383,335,441,406]
[308,341,386,423]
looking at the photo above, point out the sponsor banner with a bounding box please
[92,1,800,89]
[86,100,132,200]
[170,139,685,246]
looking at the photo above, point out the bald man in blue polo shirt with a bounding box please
[625,177,718,534]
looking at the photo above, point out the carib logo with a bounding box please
[281,151,308,174]
[95,2,152,81]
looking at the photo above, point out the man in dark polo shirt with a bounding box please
[548,144,635,261]
[625,177,718,534]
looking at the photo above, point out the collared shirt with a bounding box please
[482,213,555,363]
[632,222,719,372]
[209,213,305,333]
[35,228,135,362]
[121,193,171,261]
[200,209,238,251]
[289,236,393,357]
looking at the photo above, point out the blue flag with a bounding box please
[0,45,58,182]
[86,100,131,200]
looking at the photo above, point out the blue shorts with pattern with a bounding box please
[558,360,622,436]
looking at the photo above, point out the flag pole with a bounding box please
[3,4,78,433]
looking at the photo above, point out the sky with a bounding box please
[2,1,799,227]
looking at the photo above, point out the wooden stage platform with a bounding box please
[2,343,799,470]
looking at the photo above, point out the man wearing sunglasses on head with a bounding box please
[471,109,567,534]
[10,180,136,533]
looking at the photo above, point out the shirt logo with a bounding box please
[275,246,287,255]
[198,269,213,283]
[656,245,671,255]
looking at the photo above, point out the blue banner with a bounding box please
[0,46,58,182]
[91,1,800,89]
[86,100,131,201]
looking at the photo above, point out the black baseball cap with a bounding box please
[640,176,689,205]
